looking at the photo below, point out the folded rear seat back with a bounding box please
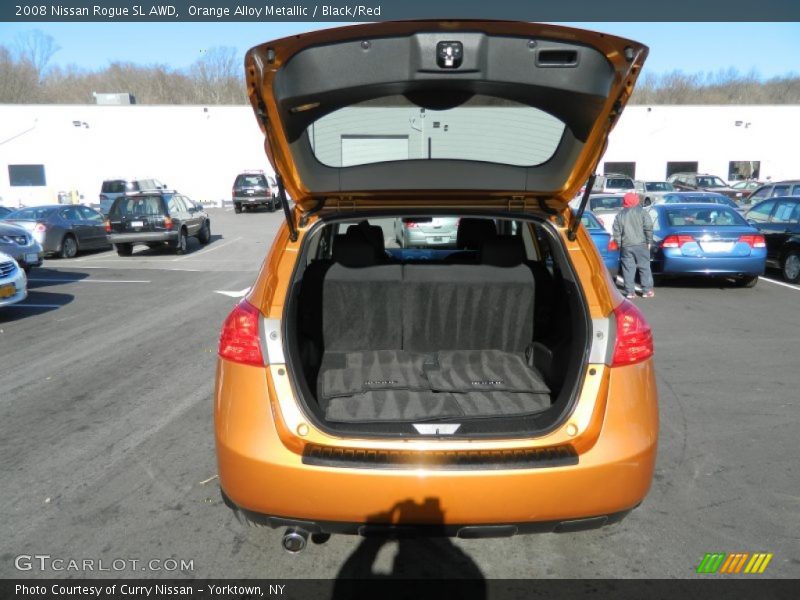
[322,237,402,352]
[401,263,535,353]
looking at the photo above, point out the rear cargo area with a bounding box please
[290,217,588,434]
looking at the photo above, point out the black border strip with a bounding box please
[2,1,800,22]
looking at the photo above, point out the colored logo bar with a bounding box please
[697,553,773,574]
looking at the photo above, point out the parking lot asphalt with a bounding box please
[0,207,797,580]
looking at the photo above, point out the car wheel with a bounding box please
[234,203,242,214]
[198,220,211,245]
[644,197,651,207]
[782,251,800,283]
[60,234,78,259]
[735,275,759,288]
[115,243,133,257]
[174,229,188,255]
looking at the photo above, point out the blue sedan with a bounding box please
[646,204,766,287]
[582,210,619,276]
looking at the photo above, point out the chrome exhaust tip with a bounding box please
[281,527,309,553]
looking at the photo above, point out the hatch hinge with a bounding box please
[507,196,530,212]
[330,196,356,212]
[567,174,597,241]
[277,175,298,242]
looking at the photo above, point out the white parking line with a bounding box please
[172,236,242,261]
[11,304,64,309]
[27,278,150,284]
[759,276,800,291]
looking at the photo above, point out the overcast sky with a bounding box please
[1,22,798,79]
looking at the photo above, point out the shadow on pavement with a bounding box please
[0,290,74,322]
[24,267,90,289]
[332,498,485,600]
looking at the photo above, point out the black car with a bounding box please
[232,171,279,213]
[745,196,800,282]
[107,191,210,256]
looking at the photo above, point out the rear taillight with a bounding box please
[608,239,619,251]
[34,223,47,233]
[405,221,417,229]
[104,220,111,233]
[164,216,173,230]
[218,300,264,367]
[738,234,766,248]
[611,300,654,367]
[661,234,694,248]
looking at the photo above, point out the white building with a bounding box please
[1,103,798,208]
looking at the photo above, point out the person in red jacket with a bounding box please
[612,192,655,298]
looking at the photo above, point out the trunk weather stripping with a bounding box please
[567,173,597,241]
[277,175,298,242]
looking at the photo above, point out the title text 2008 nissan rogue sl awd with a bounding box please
[214,21,658,551]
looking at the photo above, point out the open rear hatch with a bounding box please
[245,20,647,211]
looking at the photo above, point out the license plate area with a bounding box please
[130,220,144,228]
[701,241,734,253]
[0,283,16,299]
[25,253,38,263]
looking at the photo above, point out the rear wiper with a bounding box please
[567,174,597,242]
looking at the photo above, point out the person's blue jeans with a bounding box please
[620,244,654,295]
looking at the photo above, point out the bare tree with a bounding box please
[190,46,245,104]
[0,46,40,102]
[14,30,60,81]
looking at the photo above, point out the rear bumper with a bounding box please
[234,196,275,206]
[3,247,43,269]
[215,359,659,529]
[109,231,178,244]
[656,254,765,276]
[223,488,634,537]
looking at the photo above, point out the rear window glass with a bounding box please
[646,182,673,192]
[605,178,634,189]
[111,196,164,217]
[663,207,746,227]
[235,174,268,187]
[589,196,624,210]
[308,95,565,168]
[102,180,139,193]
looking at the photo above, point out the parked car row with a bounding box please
[0,190,212,263]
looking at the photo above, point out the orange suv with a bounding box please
[215,21,658,552]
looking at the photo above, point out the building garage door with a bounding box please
[341,135,409,167]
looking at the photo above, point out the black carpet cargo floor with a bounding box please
[318,349,551,423]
